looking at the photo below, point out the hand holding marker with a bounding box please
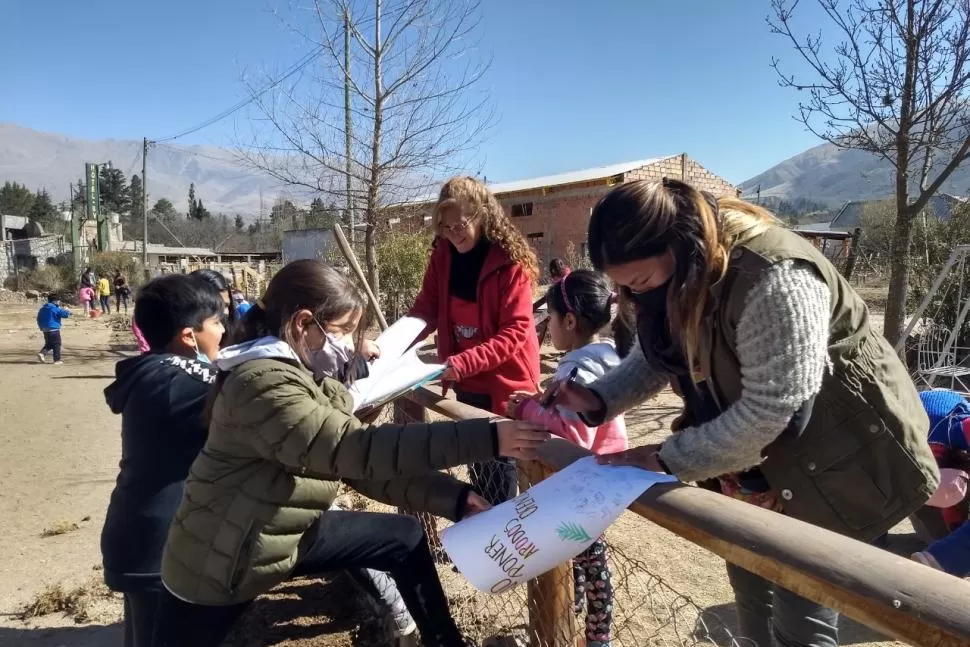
[541,366,579,408]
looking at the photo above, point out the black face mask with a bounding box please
[629,278,671,314]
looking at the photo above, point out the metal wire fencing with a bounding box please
[387,398,747,647]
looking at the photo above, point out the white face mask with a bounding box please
[307,321,353,381]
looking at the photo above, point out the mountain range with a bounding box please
[739,140,970,206]
[0,123,285,218]
[6,123,970,214]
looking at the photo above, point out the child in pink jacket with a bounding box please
[78,285,95,316]
[506,269,627,647]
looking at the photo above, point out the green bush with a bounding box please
[377,231,432,321]
[88,251,143,288]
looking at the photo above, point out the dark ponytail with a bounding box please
[544,269,614,337]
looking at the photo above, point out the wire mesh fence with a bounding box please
[388,397,747,647]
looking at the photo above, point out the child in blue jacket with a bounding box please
[37,294,71,364]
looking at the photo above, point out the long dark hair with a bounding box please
[588,178,775,369]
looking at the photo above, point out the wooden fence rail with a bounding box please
[404,385,970,647]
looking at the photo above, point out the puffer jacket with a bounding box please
[161,337,497,605]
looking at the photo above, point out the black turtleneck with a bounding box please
[448,237,490,302]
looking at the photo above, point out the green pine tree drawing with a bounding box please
[556,521,592,543]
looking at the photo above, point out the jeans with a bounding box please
[456,390,518,506]
[122,589,159,647]
[116,290,129,313]
[726,563,838,647]
[927,520,970,576]
[40,330,62,362]
[153,510,465,647]
[100,295,111,313]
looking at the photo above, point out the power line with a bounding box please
[154,46,325,143]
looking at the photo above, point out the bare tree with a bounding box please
[769,0,970,346]
[237,0,492,297]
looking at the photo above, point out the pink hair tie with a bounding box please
[559,277,575,313]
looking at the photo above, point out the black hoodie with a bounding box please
[100,353,216,592]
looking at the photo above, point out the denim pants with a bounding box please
[152,510,465,647]
[456,390,518,506]
[40,330,62,362]
[927,520,970,576]
[726,564,838,647]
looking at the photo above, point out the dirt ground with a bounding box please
[0,300,911,647]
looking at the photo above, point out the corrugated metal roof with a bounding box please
[486,157,671,195]
[400,156,674,205]
[118,241,216,256]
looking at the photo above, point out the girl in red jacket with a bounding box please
[410,176,541,505]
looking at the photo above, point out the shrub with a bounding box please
[376,231,432,321]
[88,251,142,289]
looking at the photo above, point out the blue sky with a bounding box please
[0,0,830,184]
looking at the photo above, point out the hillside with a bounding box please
[740,140,970,205]
[0,123,286,217]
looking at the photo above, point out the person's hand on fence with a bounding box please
[541,379,601,414]
[440,363,459,397]
[360,339,381,361]
[461,491,492,519]
[494,419,552,460]
[596,443,668,473]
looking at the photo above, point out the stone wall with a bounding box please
[0,235,68,285]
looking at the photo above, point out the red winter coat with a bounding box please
[410,240,540,416]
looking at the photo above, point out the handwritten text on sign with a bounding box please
[441,457,678,595]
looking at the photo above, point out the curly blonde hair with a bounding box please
[432,176,539,282]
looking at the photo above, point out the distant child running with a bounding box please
[98,275,113,313]
[79,284,96,316]
[37,295,71,365]
[507,269,628,647]
[100,274,226,647]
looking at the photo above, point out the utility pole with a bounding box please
[344,7,355,245]
[142,137,149,278]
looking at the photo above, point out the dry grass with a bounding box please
[39,521,80,538]
[18,577,115,624]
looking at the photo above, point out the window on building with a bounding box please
[527,232,544,240]
[511,202,534,217]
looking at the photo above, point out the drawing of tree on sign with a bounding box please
[556,521,592,543]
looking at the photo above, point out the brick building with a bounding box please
[386,154,738,274]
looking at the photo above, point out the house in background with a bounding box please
[386,154,738,274]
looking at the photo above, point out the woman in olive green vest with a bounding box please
[551,178,939,647]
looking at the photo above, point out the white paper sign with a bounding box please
[349,316,443,411]
[441,456,677,594]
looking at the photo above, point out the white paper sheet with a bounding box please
[349,316,442,411]
[441,456,677,594]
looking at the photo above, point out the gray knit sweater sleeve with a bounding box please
[658,261,831,482]
[586,338,669,423]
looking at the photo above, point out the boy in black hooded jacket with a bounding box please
[101,274,225,647]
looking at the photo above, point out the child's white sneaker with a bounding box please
[53,360,64,366]
[37,353,46,363]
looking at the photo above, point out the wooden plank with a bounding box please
[521,459,578,647]
[535,439,970,647]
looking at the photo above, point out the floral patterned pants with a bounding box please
[573,537,613,647]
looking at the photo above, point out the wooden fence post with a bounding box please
[520,460,579,647]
